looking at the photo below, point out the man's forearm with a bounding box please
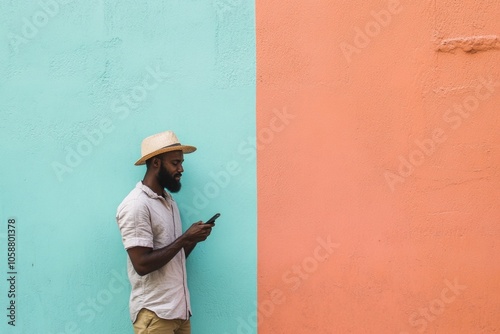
[131,235,189,276]
[128,221,212,275]
[184,242,197,258]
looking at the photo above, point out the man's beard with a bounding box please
[158,165,181,193]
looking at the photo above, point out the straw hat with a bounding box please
[135,130,196,165]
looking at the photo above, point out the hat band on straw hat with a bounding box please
[135,131,196,166]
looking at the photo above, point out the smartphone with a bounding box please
[205,213,220,225]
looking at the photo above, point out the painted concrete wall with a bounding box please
[2,0,499,333]
[0,1,255,333]
[257,0,499,333]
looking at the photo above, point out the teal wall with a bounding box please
[0,1,255,333]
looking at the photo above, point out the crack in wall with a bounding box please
[437,35,499,53]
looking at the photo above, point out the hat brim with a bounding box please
[134,145,197,166]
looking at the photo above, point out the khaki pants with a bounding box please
[134,308,191,334]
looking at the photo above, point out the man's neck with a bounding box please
[142,175,164,197]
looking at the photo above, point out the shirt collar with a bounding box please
[136,181,173,202]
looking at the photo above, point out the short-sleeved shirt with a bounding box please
[116,182,191,323]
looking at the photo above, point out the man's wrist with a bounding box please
[184,240,195,248]
[178,233,193,247]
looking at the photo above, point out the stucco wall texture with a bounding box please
[1,0,499,333]
[1,1,255,333]
[257,0,499,333]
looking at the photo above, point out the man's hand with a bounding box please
[183,221,214,257]
[128,221,215,275]
[184,221,214,242]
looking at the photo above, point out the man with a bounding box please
[116,130,214,334]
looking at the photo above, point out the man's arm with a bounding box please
[183,221,215,258]
[183,241,196,258]
[127,221,212,276]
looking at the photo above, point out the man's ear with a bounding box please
[152,156,162,168]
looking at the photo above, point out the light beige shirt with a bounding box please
[116,182,191,322]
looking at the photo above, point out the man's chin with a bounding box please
[166,183,181,193]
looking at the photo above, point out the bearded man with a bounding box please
[116,130,214,334]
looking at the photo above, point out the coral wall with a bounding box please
[257,0,500,333]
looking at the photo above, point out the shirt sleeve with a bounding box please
[116,199,154,250]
